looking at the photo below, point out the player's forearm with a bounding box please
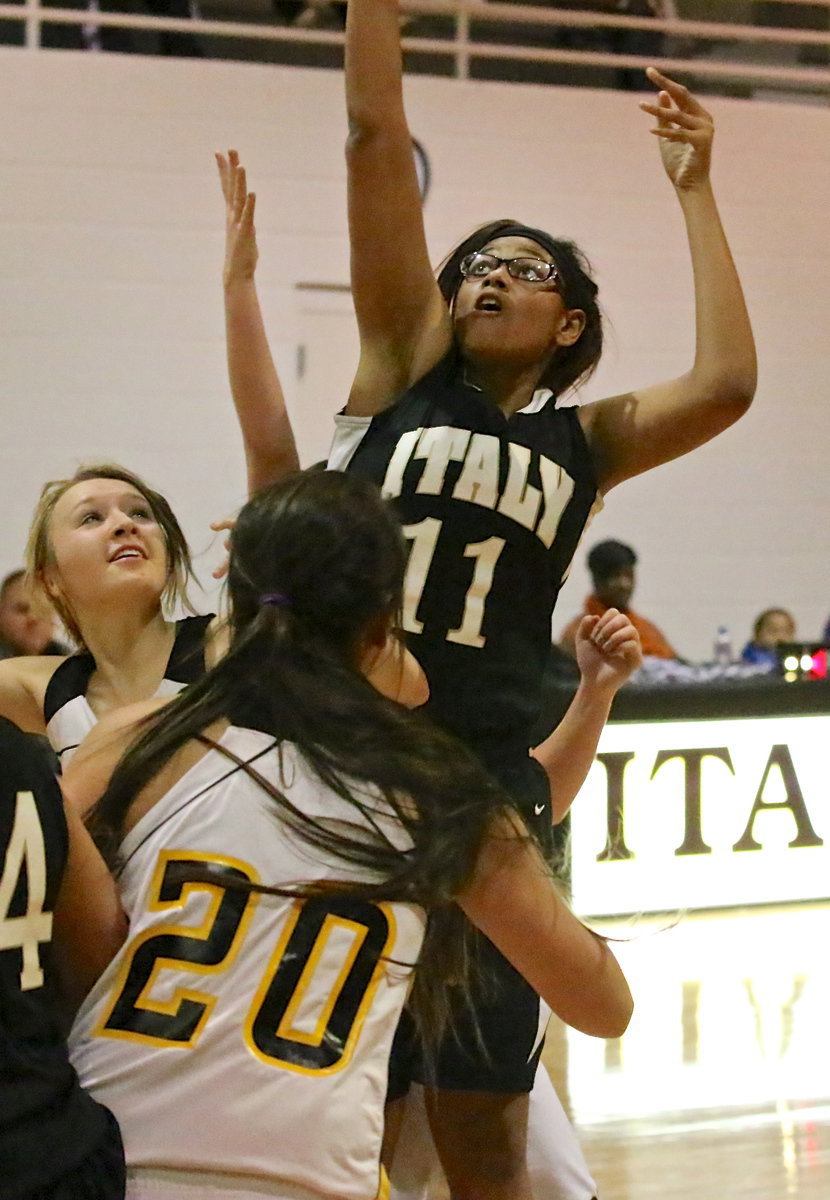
[52,804,127,1012]
[345,0,407,137]
[459,813,634,1038]
[678,182,757,410]
[531,679,617,823]
[224,278,300,495]
[343,0,444,381]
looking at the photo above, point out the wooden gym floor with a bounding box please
[545,900,830,1199]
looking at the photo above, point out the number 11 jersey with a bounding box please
[330,348,601,772]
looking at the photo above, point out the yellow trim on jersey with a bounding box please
[243,900,398,1077]
[242,897,302,1059]
[276,914,368,1047]
[377,1164,391,1200]
[94,849,261,1049]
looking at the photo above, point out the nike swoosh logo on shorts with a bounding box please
[534,802,546,816]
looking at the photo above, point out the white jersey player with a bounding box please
[64,470,632,1200]
[70,729,423,1200]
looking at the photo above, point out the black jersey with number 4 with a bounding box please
[330,348,600,770]
[0,717,109,1199]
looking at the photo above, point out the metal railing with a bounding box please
[0,1,828,97]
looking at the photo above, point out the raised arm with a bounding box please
[344,0,452,415]
[532,609,641,823]
[218,151,300,495]
[580,69,757,493]
[458,811,633,1038]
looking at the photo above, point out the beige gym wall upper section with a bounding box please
[0,47,827,658]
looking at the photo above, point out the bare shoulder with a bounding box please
[0,653,67,691]
[578,373,753,493]
[62,697,170,818]
[91,696,170,743]
[576,391,632,442]
[345,314,454,418]
[0,654,67,733]
[124,717,229,833]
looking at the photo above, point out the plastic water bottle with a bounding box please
[714,625,732,666]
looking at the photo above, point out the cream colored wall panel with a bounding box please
[0,47,827,658]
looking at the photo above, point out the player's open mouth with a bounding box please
[474,294,503,313]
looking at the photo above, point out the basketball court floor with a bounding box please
[545,900,830,1199]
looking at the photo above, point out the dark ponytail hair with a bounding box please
[437,218,604,398]
[88,469,517,1042]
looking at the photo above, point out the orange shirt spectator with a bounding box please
[559,539,678,660]
[560,594,677,659]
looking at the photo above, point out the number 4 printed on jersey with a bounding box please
[0,791,53,991]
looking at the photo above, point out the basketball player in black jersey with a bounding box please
[337,6,756,1197]
[0,716,126,1199]
[218,63,755,1195]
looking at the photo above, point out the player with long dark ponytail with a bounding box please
[65,469,631,1200]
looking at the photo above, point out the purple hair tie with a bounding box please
[260,591,291,609]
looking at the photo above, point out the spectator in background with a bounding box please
[560,538,679,659]
[609,1,674,90]
[44,1,202,57]
[741,606,796,667]
[546,1,671,90]
[0,569,69,659]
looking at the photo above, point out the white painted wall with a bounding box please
[1,47,827,659]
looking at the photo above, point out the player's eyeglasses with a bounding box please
[460,252,561,288]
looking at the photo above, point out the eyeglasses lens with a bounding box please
[510,259,552,282]
[461,253,555,284]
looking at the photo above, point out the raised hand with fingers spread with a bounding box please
[217,149,259,287]
[640,66,713,191]
[209,515,235,581]
[216,149,299,495]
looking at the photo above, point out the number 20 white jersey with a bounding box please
[69,727,426,1200]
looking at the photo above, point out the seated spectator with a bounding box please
[0,569,69,659]
[741,606,796,667]
[560,538,679,659]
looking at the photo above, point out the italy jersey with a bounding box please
[329,348,601,772]
[44,615,213,766]
[69,727,425,1200]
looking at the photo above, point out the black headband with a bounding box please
[481,223,562,263]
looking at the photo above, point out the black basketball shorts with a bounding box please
[386,754,554,1097]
